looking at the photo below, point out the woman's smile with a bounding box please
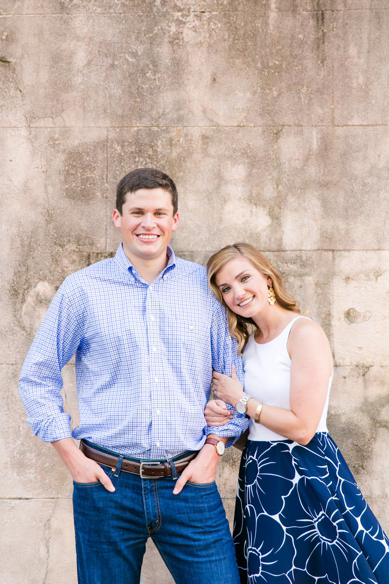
[237,296,255,307]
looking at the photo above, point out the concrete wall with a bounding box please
[1,1,388,582]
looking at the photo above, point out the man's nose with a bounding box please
[141,213,155,228]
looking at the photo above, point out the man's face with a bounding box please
[112,188,180,264]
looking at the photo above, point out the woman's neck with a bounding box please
[252,305,297,343]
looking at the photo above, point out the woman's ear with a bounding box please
[266,276,273,288]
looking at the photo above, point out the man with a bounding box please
[19,168,247,584]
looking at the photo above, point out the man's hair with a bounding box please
[116,168,178,216]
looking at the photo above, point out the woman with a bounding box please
[205,243,389,584]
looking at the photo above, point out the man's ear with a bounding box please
[112,209,122,229]
[171,212,180,232]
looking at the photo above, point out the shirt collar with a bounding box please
[114,244,177,282]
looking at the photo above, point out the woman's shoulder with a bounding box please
[288,316,326,343]
[287,316,332,363]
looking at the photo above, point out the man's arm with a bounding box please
[19,281,114,490]
[173,302,248,495]
[52,438,115,491]
[19,284,81,441]
[205,302,249,443]
[172,434,226,495]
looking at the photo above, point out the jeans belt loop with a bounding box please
[169,459,178,481]
[114,455,124,478]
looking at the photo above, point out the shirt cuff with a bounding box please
[204,415,249,448]
[27,413,73,443]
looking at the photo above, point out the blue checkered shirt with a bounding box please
[19,244,247,458]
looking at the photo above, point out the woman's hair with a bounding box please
[207,243,300,354]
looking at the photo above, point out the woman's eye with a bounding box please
[221,287,231,294]
[241,275,249,282]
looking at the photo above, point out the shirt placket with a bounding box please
[146,281,162,458]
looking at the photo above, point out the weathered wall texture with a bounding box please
[1,1,388,582]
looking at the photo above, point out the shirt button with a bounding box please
[156,410,161,415]
[155,377,159,383]
[149,286,153,291]
[150,315,155,321]
[156,441,160,447]
[152,346,157,352]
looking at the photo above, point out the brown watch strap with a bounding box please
[205,438,219,447]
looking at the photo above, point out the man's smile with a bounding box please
[136,234,160,241]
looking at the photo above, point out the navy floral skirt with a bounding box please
[234,434,389,584]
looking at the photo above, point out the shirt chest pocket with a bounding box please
[180,321,205,348]
[161,317,210,352]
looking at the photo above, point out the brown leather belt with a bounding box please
[80,440,197,479]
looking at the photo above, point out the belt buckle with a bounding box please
[139,461,162,479]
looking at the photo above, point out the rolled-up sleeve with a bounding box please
[206,302,249,446]
[19,280,85,442]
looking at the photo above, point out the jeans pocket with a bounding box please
[73,464,114,487]
[73,479,102,487]
[186,480,216,488]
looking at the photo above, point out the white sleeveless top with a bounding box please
[244,316,332,442]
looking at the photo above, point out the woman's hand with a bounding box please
[205,399,233,426]
[212,366,244,408]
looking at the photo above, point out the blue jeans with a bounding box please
[73,446,239,584]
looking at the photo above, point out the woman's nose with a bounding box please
[235,286,245,300]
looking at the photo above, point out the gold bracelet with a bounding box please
[254,403,263,424]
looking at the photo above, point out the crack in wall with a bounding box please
[42,499,57,584]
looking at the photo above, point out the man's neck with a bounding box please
[124,248,169,284]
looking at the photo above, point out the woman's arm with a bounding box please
[212,319,333,445]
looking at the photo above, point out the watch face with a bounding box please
[216,442,225,456]
[236,400,246,414]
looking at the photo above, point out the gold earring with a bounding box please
[267,286,276,305]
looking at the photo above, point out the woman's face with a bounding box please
[215,256,272,319]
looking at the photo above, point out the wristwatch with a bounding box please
[205,437,225,456]
[235,394,253,414]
